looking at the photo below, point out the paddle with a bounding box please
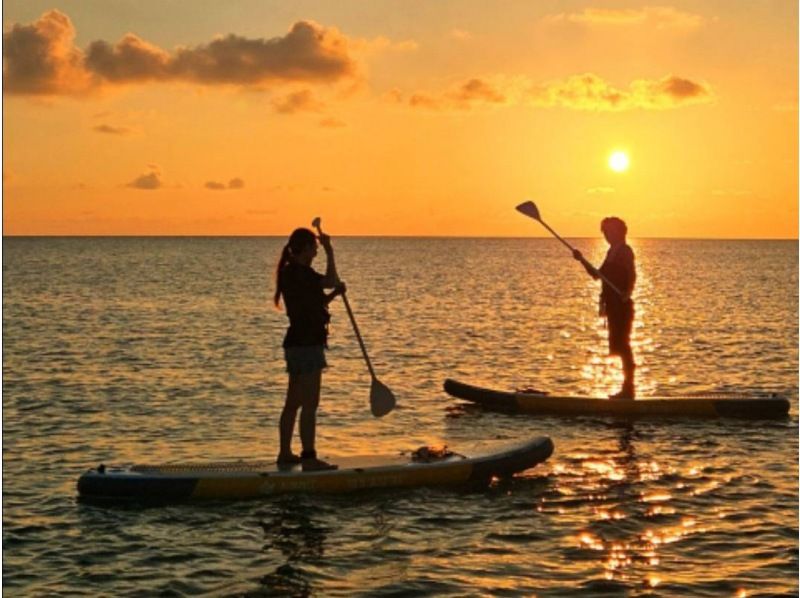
[515,200,625,298]
[311,217,396,417]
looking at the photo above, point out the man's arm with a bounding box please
[573,249,600,280]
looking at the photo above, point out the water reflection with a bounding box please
[258,499,327,596]
[568,424,650,583]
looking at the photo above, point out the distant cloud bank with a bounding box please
[3,9,714,115]
[93,124,131,135]
[4,10,358,96]
[399,73,713,111]
[544,6,709,31]
[271,89,324,114]
[205,178,245,191]
[127,170,163,190]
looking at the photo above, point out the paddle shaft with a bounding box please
[537,217,625,298]
[313,222,378,380]
[340,292,377,380]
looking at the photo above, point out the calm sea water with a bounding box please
[3,237,798,596]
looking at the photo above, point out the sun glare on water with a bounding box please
[609,151,630,172]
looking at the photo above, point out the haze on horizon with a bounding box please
[3,0,798,238]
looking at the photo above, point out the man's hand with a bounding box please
[572,249,583,261]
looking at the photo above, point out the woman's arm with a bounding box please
[318,233,339,288]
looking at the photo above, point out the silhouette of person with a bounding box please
[274,228,345,470]
[573,217,636,399]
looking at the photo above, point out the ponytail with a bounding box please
[273,244,292,307]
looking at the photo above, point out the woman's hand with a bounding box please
[324,281,346,304]
[318,232,333,252]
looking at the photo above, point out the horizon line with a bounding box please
[3,234,798,241]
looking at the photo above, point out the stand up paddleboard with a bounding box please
[77,437,553,503]
[444,379,790,419]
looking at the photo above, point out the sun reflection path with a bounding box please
[575,515,706,583]
[549,435,736,590]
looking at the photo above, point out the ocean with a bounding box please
[3,236,798,596]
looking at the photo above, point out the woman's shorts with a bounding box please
[284,345,327,375]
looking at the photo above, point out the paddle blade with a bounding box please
[311,217,321,232]
[370,377,396,417]
[515,201,541,221]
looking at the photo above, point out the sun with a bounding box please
[608,151,630,173]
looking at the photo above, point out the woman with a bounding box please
[573,217,636,399]
[274,227,345,470]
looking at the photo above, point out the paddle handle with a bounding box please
[340,292,377,380]
[538,217,625,299]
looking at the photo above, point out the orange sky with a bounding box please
[3,1,798,237]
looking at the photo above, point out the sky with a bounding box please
[3,0,798,237]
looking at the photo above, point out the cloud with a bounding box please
[127,168,162,190]
[93,123,131,135]
[406,78,509,110]
[409,92,443,110]
[319,117,346,128]
[205,177,244,190]
[85,34,170,83]
[167,22,356,85]
[5,11,360,96]
[404,73,712,112]
[404,73,711,112]
[384,87,405,103]
[451,78,505,104]
[271,89,324,113]
[587,187,616,195]
[544,6,708,31]
[2,10,93,95]
[450,29,473,41]
[363,36,419,53]
[531,73,712,111]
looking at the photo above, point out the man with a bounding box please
[573,217,636,399]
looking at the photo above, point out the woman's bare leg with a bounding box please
[278,373,303,462]
[298,368,322,454]
[298,368,337,471]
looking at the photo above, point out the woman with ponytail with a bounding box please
[274,227,345,471]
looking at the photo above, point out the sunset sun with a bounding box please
[609,151,630,173]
